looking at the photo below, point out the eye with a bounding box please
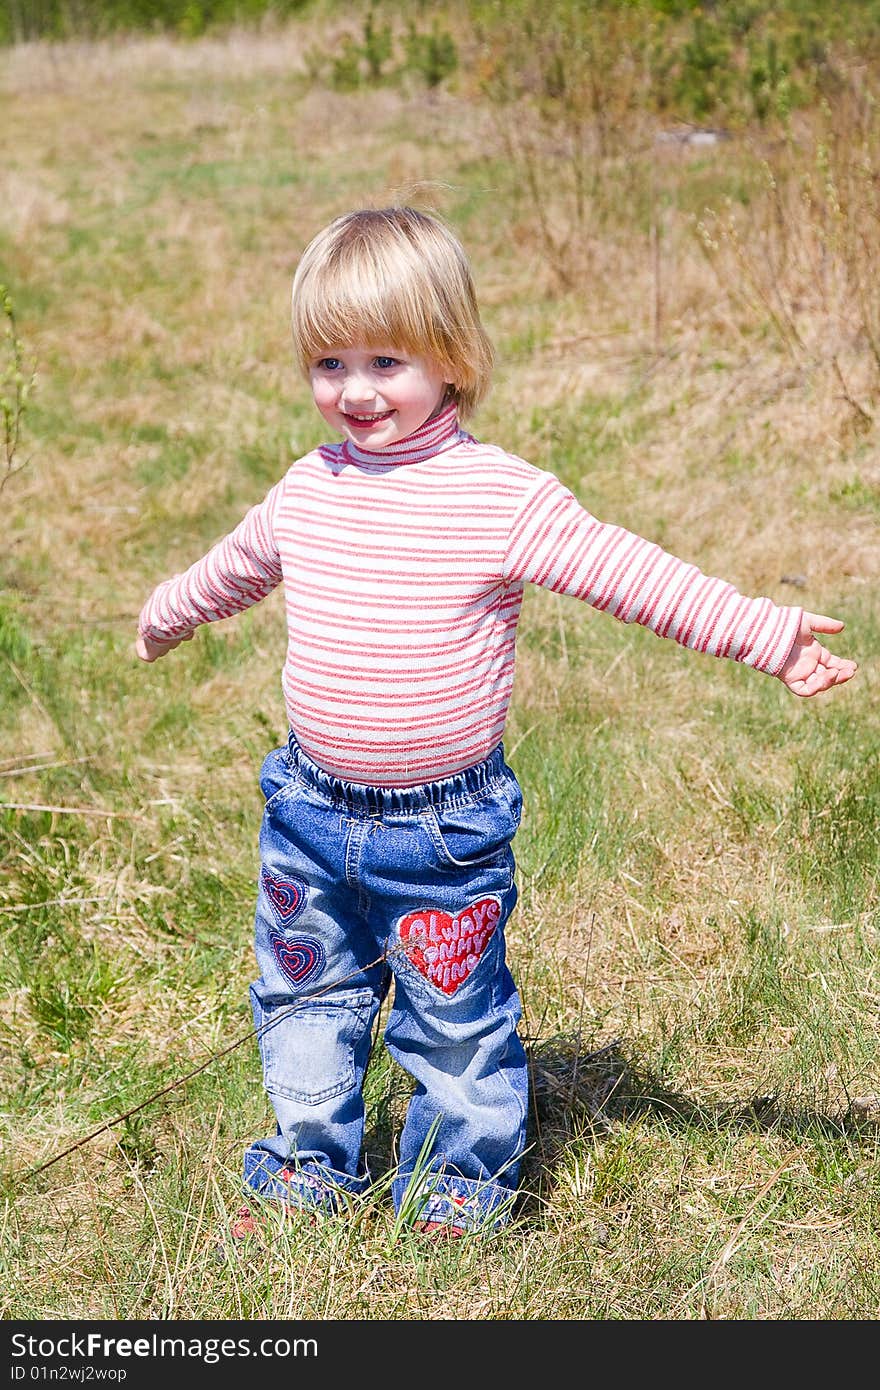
[316,357,342,371]
[373,356,398,369]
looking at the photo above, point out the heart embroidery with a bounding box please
[269,928,325,988]
[397,896,501,995]
[261,866,308,928]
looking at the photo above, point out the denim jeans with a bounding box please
[243,732,528,1232]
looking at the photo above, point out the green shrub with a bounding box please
[404,19,457,88]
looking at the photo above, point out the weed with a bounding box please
[404,19,458,90]
[697,89,880,422]
[0,284,34,493]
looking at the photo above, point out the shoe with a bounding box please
[229,1204,260,1241]
[215,1197,315,1263]
[413,1220,466,1239]
[212,1203,263,1264]
[218,1167,335,1260]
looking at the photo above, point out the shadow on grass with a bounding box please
[356,1029,879,1228]
[517,1032,880,1218]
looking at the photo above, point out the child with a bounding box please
[136,206,857,1238]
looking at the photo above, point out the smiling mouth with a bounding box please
[343,410,394,424]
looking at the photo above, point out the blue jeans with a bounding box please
[243,733,528,1232]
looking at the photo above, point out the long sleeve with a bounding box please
[138,479,285,643]
[504,472,801,675]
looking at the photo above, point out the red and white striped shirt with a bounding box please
[139,402,801,786]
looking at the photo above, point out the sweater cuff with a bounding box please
[762,604,803,677]
[137,605,197,646]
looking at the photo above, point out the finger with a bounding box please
[827,652,857,671]
[832,660,858,681]
[790,660,856,696]
[814,652,857,682]
[803,612,845,635]
[801,668,836,696]
[816,646,858,676]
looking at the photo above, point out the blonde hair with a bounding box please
[290,206,494,419]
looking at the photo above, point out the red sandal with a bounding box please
[413,1220,466,1239]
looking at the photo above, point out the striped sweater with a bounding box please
[138,402,802,786]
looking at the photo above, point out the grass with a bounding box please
[0,10,878,1322]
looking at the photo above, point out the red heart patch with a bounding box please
[269,928,325,987]
[261,866,308,928]
[398,897,501,995]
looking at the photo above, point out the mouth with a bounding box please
[342,409,394,427]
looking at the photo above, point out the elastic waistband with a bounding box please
[285,732,511,816]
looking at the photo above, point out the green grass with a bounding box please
[0,10,878,1322]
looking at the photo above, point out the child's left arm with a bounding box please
[503,472,859,694]
[776,612,858,697]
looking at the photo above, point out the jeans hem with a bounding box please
[391,1172,515,1231]
[243,1147,367,1210]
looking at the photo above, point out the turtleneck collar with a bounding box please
[342,399,463,466]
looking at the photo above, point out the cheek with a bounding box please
[402,380,441,415]
[310,378,338,412]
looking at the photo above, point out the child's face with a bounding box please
[308,345,450,449]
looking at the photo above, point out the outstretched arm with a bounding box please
[777,612,857,697]
[504,474,860,692]
[504,475,803,673]
[136,480,285,663]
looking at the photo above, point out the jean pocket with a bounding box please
[423,781,521,873]
[260,744,298,816]
[252,986,374,1105]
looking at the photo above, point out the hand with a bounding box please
[777,612,857,697]
[135,630,194,663]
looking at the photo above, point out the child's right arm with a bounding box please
[136,630,194,663]
[136,481,284,662]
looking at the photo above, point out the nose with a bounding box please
[340,367,376,408]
